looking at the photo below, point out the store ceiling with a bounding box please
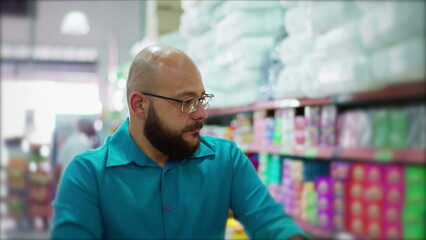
[1,0,144,66]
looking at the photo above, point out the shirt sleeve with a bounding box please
[51,156,103,239]
[229,142,310,240]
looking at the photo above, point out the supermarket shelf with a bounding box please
[338,148,426,164]
[240,143,426,164]
[336,80,426,104]
[208,81,426,116]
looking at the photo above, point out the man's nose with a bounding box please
[191,102,208,120]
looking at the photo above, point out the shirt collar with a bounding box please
[106,118,215,168]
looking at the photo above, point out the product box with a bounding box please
[384,222,401,239]
[331,161,351,180]
[347,182,364,200]
[348,199,365,218]
[304,106,321,146]
[388,108,408,148]
[294,116,307,145]
[384,185,404,205]
[333,213,345,231]
[364,183,384,203]
[317,195,333,212]
[348,216,365,237]
[366,202,383,222]
[318,211,333,230]
[405,184,426,207]
[383,222,402,240]
[365,220,383,240]
[333,196,345,214]
[403,205,426,240]
[316,176,333,195]
[384,164,404,186]
[383,204,402,225]
[333,180,346,198]
[350,163,366,183]
[365,163,385,184]
[320,105,337,147]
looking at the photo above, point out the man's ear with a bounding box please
[129,92,147,119]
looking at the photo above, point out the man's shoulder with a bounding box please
[71,136,111,167]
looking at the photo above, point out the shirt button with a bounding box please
[165,205,172,211]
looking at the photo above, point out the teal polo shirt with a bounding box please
[52,118,308,239]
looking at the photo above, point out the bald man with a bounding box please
[52,45,308,240]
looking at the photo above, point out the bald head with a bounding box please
[126,44,197,102]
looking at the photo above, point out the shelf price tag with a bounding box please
[304,148,318,158]
[281,147,292,155]
[374,150,394,162]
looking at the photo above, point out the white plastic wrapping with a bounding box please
[359,1,426,51]
[304,1,360,35]
[216,36,275,68]
[179,5,212,38]
[315,20,365,59]
[284,6,309,37]
[214,9,284,47]
[317,54,372,95]
[300,53,326,98]
[221,1,281,15]
[274,65,304,99]
[372,36,426,83]
[279,34,314,66]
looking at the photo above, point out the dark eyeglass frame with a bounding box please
[141,92,214,113]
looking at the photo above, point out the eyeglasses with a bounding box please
[142,92,214,113]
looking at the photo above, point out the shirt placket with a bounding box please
[161,167,173,239]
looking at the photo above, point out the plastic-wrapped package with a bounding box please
[315,20,365,59]
[359,1,426,51]
[274,65,304,99]
[387,36,426,82]
[284,6,309,37]
[217,36,275,68]
[317,54,372,96]
[357,110,373,148]
[226,67,261,90]
[294,116,307,146]
[181,0,201,11]
[179,5,212,38]
[280,0,300,9]
[354,1,381,12]
[214,9,284,46]
[408,105,426,149]
[304,1,360,35]
[320,105,338,147]
[198,61,225,92]
[221,86,261,107]
[305,106,321,146]
[372,109,390,148]
[372,36,426,84]
[282,108,296,147]
[299,52,326,98]
[186,30,216,63]
[279,34,315,66]
[389,108,408,148]
[337,113,353,148]
[221,0,282,14]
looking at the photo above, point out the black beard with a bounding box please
[144,106,202,159]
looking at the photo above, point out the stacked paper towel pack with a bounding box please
[179,1,425,108]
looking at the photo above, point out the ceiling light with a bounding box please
[60,10,90,35]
